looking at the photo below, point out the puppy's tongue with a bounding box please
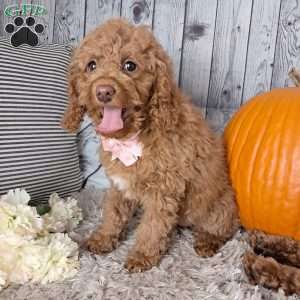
[96,107,124,134]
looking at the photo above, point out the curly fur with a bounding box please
[243,230,300,295]
[62,19,239,272]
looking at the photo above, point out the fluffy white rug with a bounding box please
[0,187,298,300]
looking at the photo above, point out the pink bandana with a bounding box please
[100,132,142,167]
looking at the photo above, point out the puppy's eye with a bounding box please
[86,60,97,72]
[123,61,137,73]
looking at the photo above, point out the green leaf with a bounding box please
[36,204,51,216]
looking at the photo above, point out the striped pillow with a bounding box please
[0,38,82,204]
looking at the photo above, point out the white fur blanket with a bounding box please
[0,187,295,300]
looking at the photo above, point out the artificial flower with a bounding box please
[0,196,43,238]
[0,189,82,291]
[0,270,7,292]
[43,193,83,233]
[1,189,30,206]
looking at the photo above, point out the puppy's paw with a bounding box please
[194,238,223,257]
[84,233,117,254]
[125,252,158,273]
[242,251,259,284]
[248,230,269,250]
[243,251,281,289]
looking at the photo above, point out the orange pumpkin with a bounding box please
[224,88,300,240]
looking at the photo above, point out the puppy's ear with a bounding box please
[148,49,179,130]
[61,62,86,133]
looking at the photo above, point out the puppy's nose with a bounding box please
[96,85,115,103]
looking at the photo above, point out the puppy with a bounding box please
[62,19,239,272]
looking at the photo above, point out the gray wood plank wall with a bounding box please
[1,0,300,131]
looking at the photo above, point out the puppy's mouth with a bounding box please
[96,106,127,135]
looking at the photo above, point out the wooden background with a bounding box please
[1,0,300,131]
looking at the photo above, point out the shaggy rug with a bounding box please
[0,187,299,300]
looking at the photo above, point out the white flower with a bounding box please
[1,189,30,206]
[43,193,82,233]
[0,190,81,289]
[0,201,43,238]
[0,233,31,284]
[0,233,79,286]
[0,270,7,291]
[0,202,16,233]
[32,233,79,283]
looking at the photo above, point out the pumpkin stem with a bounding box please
[288,67,300,87]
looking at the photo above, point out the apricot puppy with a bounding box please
[62,19,239,272]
